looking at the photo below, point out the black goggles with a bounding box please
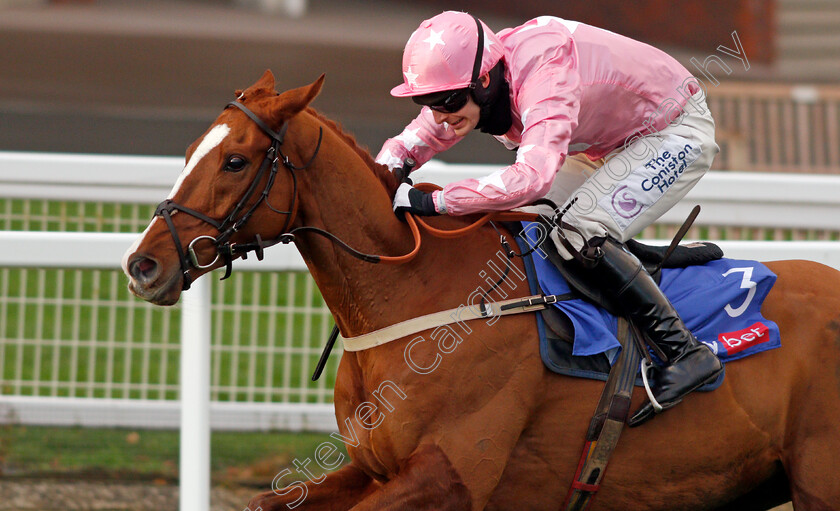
[413,88,471,113]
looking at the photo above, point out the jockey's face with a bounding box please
[426,73,490,137]
[431,95,480,137]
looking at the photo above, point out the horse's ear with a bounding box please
[254,69,277,92]
[274,74,325,117]
[236,70,277,100]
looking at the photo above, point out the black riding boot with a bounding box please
[572,237,723,426]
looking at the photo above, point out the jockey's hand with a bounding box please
[393,183,439,221]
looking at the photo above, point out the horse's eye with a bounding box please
[223,155,248,172]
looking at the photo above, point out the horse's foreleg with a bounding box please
[347,443,472,511]
[246,462,376,511]
[786,437,840,511]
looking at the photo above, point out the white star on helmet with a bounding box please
[423,29,445,51]
[404,66,419,88]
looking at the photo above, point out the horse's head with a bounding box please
[122,70,325,305]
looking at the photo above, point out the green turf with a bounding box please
[0,425,347,482]
[0,267,338,403]
[0,196,340,404]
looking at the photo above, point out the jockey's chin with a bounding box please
[447,116,476,137]
[432,100,480,137]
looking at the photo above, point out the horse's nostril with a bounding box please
[129,256,159,283]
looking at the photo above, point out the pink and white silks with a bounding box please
[376,13,703,217]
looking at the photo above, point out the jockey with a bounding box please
[378,11,723,426]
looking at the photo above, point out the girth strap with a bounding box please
[341,292,573,352]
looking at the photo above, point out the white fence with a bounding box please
[0,230,331,511]
[2,151,840,424]
[0,152,343,413]
[1,151,840,510]
[0,230,335,432]
[3,151,840,230]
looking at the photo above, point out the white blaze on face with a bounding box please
[122,123,230,277]
[122,218,158,275]
[167,123,231,199]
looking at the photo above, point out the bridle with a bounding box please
[152,98,537,293]
[153,100,322,290]
[150,95,546,384]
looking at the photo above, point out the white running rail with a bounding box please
[2,151,840,510]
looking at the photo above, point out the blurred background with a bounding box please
[0,0,837,509]
[3,0,838,167]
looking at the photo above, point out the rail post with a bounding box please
[179,277,212,511]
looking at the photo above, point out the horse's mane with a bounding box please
[306,108,399,196]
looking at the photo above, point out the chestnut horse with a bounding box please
[122,71,840,510]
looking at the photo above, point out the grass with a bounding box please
[0,196,341,404]
[0,266,339,402]
[0,197,345,482]
[0,424,347,483]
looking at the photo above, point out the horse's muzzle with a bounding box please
[125,253,182,305]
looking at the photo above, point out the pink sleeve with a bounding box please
[375,107,462,171]
[439,55,581,215]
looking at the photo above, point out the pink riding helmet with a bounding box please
[391,11,505,97]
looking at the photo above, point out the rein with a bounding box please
[154,99,538,291]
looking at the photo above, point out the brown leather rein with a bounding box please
[154,99,540,291]
[382,183,540,262]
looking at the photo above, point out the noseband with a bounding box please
[154,101,322,290]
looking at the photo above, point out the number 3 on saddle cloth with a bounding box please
[513,222,782,389]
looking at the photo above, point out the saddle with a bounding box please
[525,229,723,345]
[507,223,724,510]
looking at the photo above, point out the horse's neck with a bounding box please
[293,135,413,338]
[288,124,527,411]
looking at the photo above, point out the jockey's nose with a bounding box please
[431,109,448,124]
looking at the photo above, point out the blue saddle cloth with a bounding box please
[515,231,781,388]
